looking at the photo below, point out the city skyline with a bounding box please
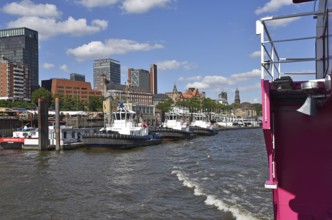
[0,0,316,103]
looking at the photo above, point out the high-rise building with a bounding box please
[70,73,85,82]
[0,27,38,91]
[234,88,241,104]
[149,64,157,94]
[128,68,150,92]
[0,57,31,101]
[93,59,120,90]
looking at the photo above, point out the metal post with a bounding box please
[55,97,60,151]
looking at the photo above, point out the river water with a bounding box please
[0,128,273,220]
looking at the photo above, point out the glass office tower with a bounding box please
[93,59,120,89]
[0,27,39,91]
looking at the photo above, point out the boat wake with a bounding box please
[171,169,258,220]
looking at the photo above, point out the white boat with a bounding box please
[189,113,218,136]
[162,112,190,132]
[0,123,97,150]
[101,107,149,136]
[83,103,161,149]
[149,112,195,141]
[216,116,237,127]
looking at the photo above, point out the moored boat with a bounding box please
[0,123,96,150]
[257,1,332,219]
[0,126,38,149]
[149,112,195,141]
[189,113,218,136]
[83,103,161,149]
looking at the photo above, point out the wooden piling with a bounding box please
[38,98,49,151]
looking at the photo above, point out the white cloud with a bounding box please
[76,0,172,12]
[3,1,108,40]
[230,69,261,82]
[67,38,164,61]
[121,0,172,14]
[3,0,61,18]
[156,60,196,71]
[60,64,69,72]
[185,69,261,92]
[255,0,292,15]
[250,51,261,58]
[7,16,108,40]
[76,0,118,8]
[43,63,55,69]
[178,76,201,81]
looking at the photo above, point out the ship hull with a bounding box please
[189,126,218,136]
[149,127,196,141]
[262,79,332,219]
[0,138,24,149]
[82,133,161,150]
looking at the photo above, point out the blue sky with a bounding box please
[0,0,315,103]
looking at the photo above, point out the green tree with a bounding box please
[156,98,174,112]
[31,87,53,107]
[253,103,262,116]
[88,96,103,111]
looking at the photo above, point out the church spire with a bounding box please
[173,83,178,93]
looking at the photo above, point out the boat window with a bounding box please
[63,132,67,139]
[72,132,75,138]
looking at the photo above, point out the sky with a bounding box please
[0,0,317,104]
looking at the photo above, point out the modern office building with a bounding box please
[41,78,102,102]
[149,64,157,94]
[0,57,31,101]
[0,27,38,91]
[70,73,85,82]
[128,68,150,92]
[93,59,120,90]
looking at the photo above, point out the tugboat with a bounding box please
[257,0,332,219]
[83,103,161,149]
[149,112,195,141]
[189,113,218,136]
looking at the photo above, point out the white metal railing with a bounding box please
[256,10,325,81]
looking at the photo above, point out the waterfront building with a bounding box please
[104,80,155,117]
[0,57,31,101]
[150,64,158,94]
[41,78,102,102]
[181,88,204,99]
[70,73,85,82]
[0,27,38,91]
[165,83,181,102]
[128,68,150,92]
[93,59,120,90]
[234,102,257,118]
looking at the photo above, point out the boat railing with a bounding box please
[256,9,326,82]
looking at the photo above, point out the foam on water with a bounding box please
[171,169,258,220]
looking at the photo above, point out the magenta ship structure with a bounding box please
[257,0,332,219]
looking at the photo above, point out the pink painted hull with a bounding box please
[262,79,332,219]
